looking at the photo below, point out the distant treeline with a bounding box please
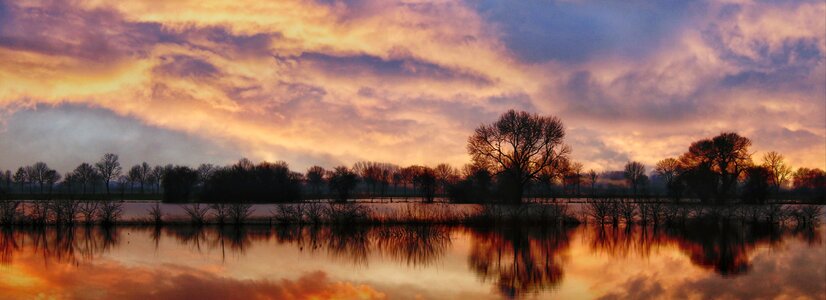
[0,110,823,204]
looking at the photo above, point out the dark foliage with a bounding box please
[742,166,772,204]
[201,160,302,203]
[412,167,437,202]
[328,166,358,202]
[162,166,199,202]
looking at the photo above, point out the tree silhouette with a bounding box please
[1,170,10,194]
[44,169,60,194]
[127,165,143,193]
[352,161,395,197]
[468,110,570,204]
[792,168,826,202]
[162,166,199,202]
[449,164,493,203]
[306,166,326,196]
[328,166,358,203]
[655,158,682,201]
[761,151,791,193]
[138,162,151,193]
[570,162,583,195]
[201,160,301,203]
[69,163,98,194]
[411,166,437,202]
[538,156,568,198]
[150,166,164,193]
[679,133,752,203]
[196,163,216,185]
[434,163,459,196]
[27,162,55,194]
[95,153,122,195]
[742,166,771,203]
[13,167,28,194]
[623,161,646,197]
[588,169,598,196]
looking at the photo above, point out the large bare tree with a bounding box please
[468,110,570,203]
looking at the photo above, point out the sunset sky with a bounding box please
[0,0,824,173]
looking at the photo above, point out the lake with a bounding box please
[0,222,823,299]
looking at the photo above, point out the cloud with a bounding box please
[0,0,823,172]
[0,258,387,300]
[470,0,694,63]
[0,105,240,171]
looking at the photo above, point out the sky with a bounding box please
[0,0,824,173]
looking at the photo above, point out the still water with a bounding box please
[0,223,823,299]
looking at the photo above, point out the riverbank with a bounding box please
[1,200,823,228]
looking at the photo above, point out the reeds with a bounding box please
[79,201,99,224]
[147,203,163,226]
[98,201,123,226]
[0,200,821,229]
[228,202,254,224]
[182,203,209,225]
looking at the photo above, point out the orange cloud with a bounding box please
[0,0,823,172]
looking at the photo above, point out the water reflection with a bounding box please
[586,224,823,276]
[0,223,822,299]
[1,226,119,266]
[151,225,451,267]
[467,226,573,298]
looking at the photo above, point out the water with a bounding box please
[1,223,823,299]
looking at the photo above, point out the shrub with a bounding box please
[99,201,123,226]
[182,203,210,225]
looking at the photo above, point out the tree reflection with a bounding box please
[467,226,574,298]
[586,223,823,276]
[0,226,119,266]
[374,226,451,266]
[271,225,451,267]
[0,221,820,298]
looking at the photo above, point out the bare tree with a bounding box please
[468,110,570,203]
[95,153,122,195]
[139,162,151,193]
[45,170,60,194]
[28,162,53,194]
[71,163,98,194]
[328,166,358,203]
[434,163,459,196]
[762,151,792,193]
[588,169,598,196]
[150,166,164,193]
[624,161,646,197]
[13,167,28,194]
[571,162,583,196]
[411,166,437,203]
[655,158,682,201]
[196,163,216,184]
[127,165,143,193]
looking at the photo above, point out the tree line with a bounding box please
[0,110,823,204]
